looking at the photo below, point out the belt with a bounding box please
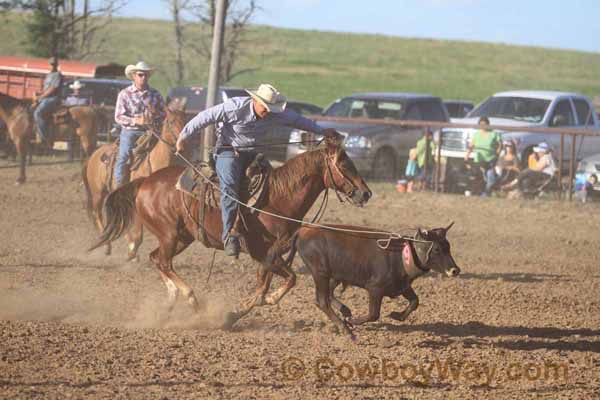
[215,146,256,154]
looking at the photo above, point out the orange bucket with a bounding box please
[396,180,407,193]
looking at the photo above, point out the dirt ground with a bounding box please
[1,159,599,399]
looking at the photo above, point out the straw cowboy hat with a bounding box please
[69,80,84,90]
[246,84,287,113]
[125,61,155,80]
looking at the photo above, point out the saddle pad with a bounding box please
[175,155,271,210]
[175,162,217,197]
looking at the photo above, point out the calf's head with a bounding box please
[413,222,460,277]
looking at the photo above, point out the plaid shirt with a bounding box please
[114,84,165,129]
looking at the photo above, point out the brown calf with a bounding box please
[287,223,460,338]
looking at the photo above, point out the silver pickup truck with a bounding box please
[441,90,600,168]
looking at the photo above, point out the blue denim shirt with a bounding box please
[179,96,324,148]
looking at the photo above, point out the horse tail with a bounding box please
[81,160,93,221]
[285,230,301,269]
[88,178,146,252]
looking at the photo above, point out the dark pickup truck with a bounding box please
[287,93,450,180]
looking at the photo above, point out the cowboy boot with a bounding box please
[224,231,241,258]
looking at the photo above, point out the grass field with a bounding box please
[1,12,600,107]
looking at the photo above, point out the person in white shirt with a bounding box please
[502,142,557,194]
[63,81,90,106]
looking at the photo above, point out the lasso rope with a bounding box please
[148,129,432,248]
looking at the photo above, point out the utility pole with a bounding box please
[202,0,227,161]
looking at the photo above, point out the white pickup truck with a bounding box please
[441,90,600,169]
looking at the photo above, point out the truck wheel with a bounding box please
[371,148,397,181]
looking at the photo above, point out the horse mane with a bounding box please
[268,147,327,198]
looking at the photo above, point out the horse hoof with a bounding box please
[340,305,353,319]
[221,311,239,331]
[15,179,24,186]
[126,253,140,263]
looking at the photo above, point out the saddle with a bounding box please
[175,153,273,246]
[100,129,159,190]
[52,107,71,125]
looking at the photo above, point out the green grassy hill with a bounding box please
[1,12,599,107]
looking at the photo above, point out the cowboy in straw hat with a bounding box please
[113,60,165,187]
[69,80,84,90]
[63,80,90,106]
[33,56,63,145]
[176,83,340,257]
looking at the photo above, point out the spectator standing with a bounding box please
[464,116,502,196]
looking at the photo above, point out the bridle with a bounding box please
[324,149,362,203]
[148,110,180,146]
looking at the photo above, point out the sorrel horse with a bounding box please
[82,98,187,259]
[0,93,34,184]
[90,136,372,328]
[0,92,100,184]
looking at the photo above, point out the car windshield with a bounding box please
[469,96,550,123]
[324,98,404,119]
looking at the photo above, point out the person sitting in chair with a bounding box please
[503,142,556,194]
[175,83,339,258]
[114,61,166,188]
[495,139,520,186]
[63,81,90,106]
[33,57,63,145]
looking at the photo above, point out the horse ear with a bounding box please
[445,221,455,232]
[178,96,187,111]
[416,228,428,239]
[167,97,186,112]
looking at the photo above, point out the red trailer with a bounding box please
[0,56,124,99]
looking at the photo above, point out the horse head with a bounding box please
[161,97,188,145]
[322,134,372,207]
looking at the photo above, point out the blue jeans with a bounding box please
[479,160,497,195]
[34,97,60,141]
[215,150,256,242]
[115,129,144,186]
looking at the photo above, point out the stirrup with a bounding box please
[224,236,240,258]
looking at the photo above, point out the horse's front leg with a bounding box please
[223,268,273,329]
[15,138,27,185]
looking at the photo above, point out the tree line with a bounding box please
[1,0,259,84]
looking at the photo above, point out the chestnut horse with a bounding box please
[82,99,187,260]
[0,93,34,184]
[0,92,100,184]
[90,136,372,328]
